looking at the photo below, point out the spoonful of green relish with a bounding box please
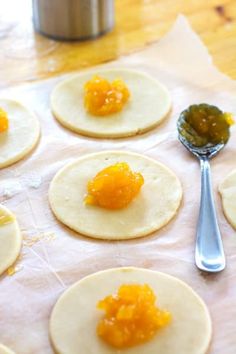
[177,103,234,273]
[178,103,234,148]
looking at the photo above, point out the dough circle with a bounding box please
[50,267,212,354]
[51,69,171,138]
[0,204,21,276]
[49,151,182,240]
[219,169,236,229]
[0,99,40,168]
[0,344,15,354]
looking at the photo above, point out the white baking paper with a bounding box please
[0,16,236,354]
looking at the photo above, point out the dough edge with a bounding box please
[0,204,22,275]
[0,344,15,354]
[219,168,236,229]
[0,98,40,169]
[51,68,172,138]
[49,266,212,354]
[48,150,183,240]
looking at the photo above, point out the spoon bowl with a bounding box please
[178,130,225,159]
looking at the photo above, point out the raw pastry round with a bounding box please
[0,99,40,168]
[0,344,15,354]
[49,151,182,240]
[219,169,236,229]
[51,69,171,138]
[0,204,21,276]
[50,267,212,354]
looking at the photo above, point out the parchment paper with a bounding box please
[1,16,236,354]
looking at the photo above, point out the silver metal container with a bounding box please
[32,0,114,41]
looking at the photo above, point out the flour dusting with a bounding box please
[1,181,22,199]
[25,173,42,189]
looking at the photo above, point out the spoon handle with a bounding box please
[195,157,225,272]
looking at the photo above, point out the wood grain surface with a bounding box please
[0,0,236,88]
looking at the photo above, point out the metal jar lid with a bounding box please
[32,0,114,41]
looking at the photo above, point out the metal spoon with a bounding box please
[177,122,226,273]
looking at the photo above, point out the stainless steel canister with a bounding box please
[32,0,114,41]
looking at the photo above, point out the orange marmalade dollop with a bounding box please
[97,284,171,349]
[84,162,144,209]
[0,107,9,133]
[84,75,130,116]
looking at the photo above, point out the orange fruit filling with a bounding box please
[0,107,9,133]
[84,162,144,209]
[84,75,130,116]
[97,284,171,349]
[223,112,234,126]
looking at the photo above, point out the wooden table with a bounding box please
[0,0,236,88]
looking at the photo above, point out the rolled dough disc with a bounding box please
[0,344,15,354]
[219,168,236,229]
[51,69,171,138]
[50,267,212,354]
[0,204,21,276]
[49,151,182,240]
[0,99,40,168]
